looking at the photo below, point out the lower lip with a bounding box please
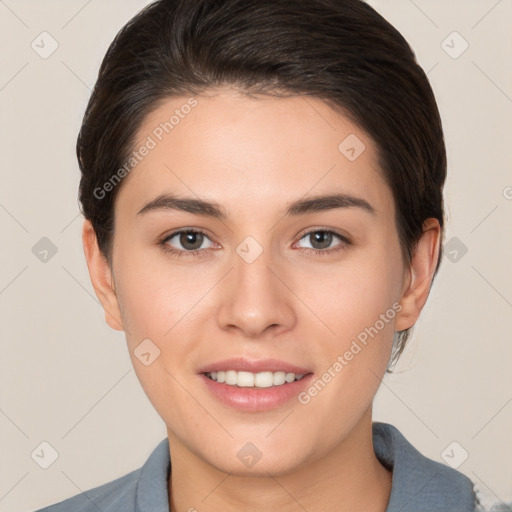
[199,373,314,412]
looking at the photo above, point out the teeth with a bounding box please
[206,370,306,387]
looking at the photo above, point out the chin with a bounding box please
[209,451,307,478]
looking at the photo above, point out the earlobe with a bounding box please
[81,219,125,332]
[394,218,442,332]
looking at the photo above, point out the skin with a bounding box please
[82,86,441,512]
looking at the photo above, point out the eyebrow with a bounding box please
[136,192,376,219]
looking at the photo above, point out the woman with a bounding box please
[35,0,487,510]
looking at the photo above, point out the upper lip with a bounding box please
[197,357,312,375]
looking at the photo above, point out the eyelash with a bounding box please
[158,228,351,258]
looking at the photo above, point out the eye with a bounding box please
[159,229,215,257]
[295,229,351,256]
[159,227,351,258]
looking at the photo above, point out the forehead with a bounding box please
[115,88,393,219]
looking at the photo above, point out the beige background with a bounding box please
[0,1,511,511]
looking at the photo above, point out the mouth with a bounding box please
[204,370,308,388]
[197,358,314,412]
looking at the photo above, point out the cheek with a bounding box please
[290,259,399,438]
[298,249,401,342]
[112,254,202,424]
[113,249,202,342]
[289,247,402,420]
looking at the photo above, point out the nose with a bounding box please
[216,244,296,339]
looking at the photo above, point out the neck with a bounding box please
[167,407,392,512]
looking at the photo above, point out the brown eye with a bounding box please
[307,231,334,250]
[160,229,214,257]
[175,231,204,251]
[296,229,351,256]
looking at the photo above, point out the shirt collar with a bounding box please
[135,422,477,511]
[136,437,171,512]
[373,421,477,511]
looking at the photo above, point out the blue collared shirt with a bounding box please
[34,422,482,511]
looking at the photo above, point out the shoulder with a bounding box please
[372,422,480,511]
[32,438,171,512]
[32,466,141,512]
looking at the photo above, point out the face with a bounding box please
[100,88,409,475]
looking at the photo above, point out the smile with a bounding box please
[205,370,306,388]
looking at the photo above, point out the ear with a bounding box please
[394,218,442,332]
[82,219,125,332]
